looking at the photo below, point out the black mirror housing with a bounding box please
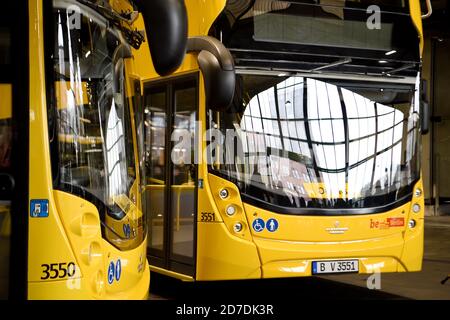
[136,0,188,76]
[198,51,235,111]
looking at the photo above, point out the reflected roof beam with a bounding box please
[311,58,352,72]
[383,64,416,76]
[235,68,418,85]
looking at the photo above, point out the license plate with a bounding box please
[312,260,359,275]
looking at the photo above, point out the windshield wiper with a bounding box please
[77,0,145,49]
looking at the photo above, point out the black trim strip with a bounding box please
[164,78,172,270]
[9,0,29,300]
[210,169,417,216]
[240,191,414,216]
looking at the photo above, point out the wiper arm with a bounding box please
[77,0,145,49]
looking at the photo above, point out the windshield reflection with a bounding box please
[51,1,144,249]
[210,75,420,211]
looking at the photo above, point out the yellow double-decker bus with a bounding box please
[0,0,187,299]
[140,0,431,282]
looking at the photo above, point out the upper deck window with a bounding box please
[211,0,420,76]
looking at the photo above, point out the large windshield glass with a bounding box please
[208,74,421,213]
[50,1,145,249]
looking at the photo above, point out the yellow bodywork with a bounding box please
[0,85,12,120]
[198,175,424,280]
[55,81,89,109]
[26,0,150,299]
[138,0,426,281]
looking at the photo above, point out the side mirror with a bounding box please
[187,36,235,111]
[135,0,188,76]
[421,79,430,135]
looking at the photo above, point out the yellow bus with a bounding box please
[0,0,187,299]
[140,0,431,282]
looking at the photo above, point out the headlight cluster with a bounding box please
[409,188,423,229]
[219,188,246,235]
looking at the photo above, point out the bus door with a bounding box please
[143,75,198,276]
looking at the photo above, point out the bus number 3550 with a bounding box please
[41,262,77,280]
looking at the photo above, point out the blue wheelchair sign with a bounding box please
[30,199,49,218]
[123,224,131,239]
[107,261,115,284]
[252,218,265,233]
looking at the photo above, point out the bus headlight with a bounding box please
[408,219,417,229]
[412,203,421,213]
[415,189,422,197]
[233,222,243,233]
[226,205,236,216]
[219,189,229,199]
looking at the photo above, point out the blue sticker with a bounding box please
[252,218,265,233]
[30,199,49,218]
[123,224,131,239]
[115,259,122,282]
[108,261,115,284]
[266,218,279,232]
[312,262,317,274]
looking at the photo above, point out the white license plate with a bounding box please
[312,260,359,275]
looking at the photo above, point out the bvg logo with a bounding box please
[370,218,405,229]
[326,221,349,235]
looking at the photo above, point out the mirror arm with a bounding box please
[187,36,236,111]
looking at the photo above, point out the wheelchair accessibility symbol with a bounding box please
[30,199,49,218]
[107,261,115,284]
[252,218,265,233]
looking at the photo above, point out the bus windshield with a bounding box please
[208,74,421,213]
[50,1,145,249]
